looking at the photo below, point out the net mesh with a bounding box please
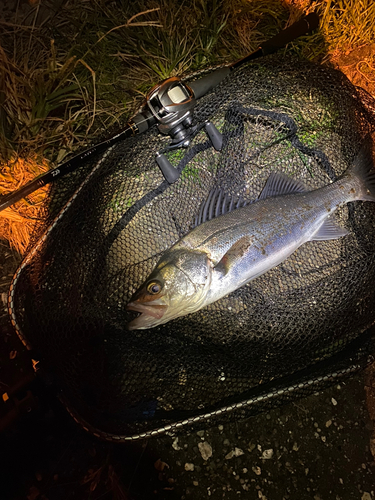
[9,55,375,440]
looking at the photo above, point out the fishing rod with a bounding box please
[0,12,319,212]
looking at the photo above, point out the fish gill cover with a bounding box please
[8,55,375,440]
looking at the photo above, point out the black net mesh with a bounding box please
[8,56,375,440]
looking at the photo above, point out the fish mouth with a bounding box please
[126,299,168,330]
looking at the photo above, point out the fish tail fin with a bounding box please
[346,135,375,202]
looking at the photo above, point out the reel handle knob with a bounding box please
[155,153,180,183]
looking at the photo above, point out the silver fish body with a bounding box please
[127,144,375,330]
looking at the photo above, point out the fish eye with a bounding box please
[147,281,162,295]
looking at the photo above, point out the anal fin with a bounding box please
[310,216,349,241]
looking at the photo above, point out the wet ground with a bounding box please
[1,240,375,500]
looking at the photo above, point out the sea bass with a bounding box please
[127,142,375,330]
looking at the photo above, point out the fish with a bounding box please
[126,141,375,330]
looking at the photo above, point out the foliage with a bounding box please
[0,0,374,252]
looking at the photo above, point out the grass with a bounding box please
[0,0,374,253]
[0,154,49,253]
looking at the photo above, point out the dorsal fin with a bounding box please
[192,173,307,228]
[258,172,307,200]
[193,188,248,227]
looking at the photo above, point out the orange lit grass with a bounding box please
[0,156,50,254]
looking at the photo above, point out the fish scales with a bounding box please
[175,179,358,293]
[127,142,375,330]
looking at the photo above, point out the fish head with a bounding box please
[127,249,212,330]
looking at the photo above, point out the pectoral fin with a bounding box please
[310,216,349,241]
[214,235,253,275]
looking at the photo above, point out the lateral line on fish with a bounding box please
[195,222,252,253]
